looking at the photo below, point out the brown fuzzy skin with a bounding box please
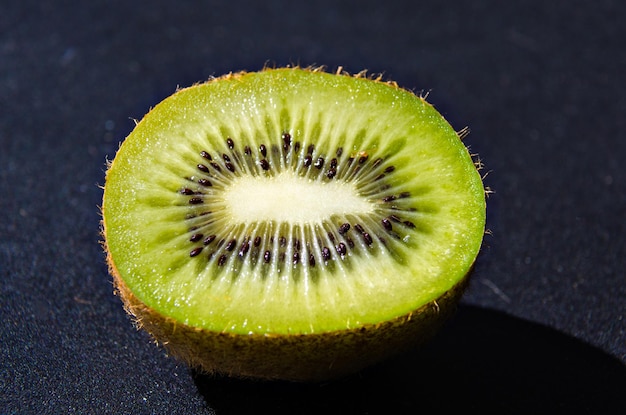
[107,248,468,382]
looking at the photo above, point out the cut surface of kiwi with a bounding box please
[102,67,486,381]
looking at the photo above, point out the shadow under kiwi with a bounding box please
[193,305,626,415]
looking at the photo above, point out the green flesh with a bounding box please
[103,68,485,335]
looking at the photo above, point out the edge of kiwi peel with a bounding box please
[108,252,470,381]
[102,65,487,382]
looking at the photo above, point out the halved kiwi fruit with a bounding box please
[101,66,486,382]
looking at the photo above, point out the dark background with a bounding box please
[2,1,625,414]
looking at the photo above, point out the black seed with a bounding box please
[294,142,301,153]
[189,197,203,205]
[244,146,252,156]
[282,132,291,150]
[190,247,203,257]
[225,162,235,172]
[204,235,216,245]
[389,215,402,223]
[358,154,368,164]
[362,232,373,245]
[309,253,316,267]
[384,165,395,173]
[260,159,270,170]
[354,224,365,234]
[383,195,396,202]
[218,254,228,266]
[264,250,271,263]
[375,174,385,181]
[210,162,221,171]
[336,243,347,256]
[339,223,351,235]
[314,157,324,169]
[239,240,250,257]
[260,144,267,157]
[200,151,212,161]
[330,158,338,169]
[293,251,300,265]
[307,144,315,155]
[403,220,416,228]
[347,157,355,165]
[226,239,237,251]
[303,155,312,167]
[399,192,411,198]
[226,138,234,149]
[372,158,383,168]
[294,239,301,251]
[198,179,212,187]
[197,164,209,173]
[279,236,286,247]
[254,236,261,247]
[382,218,392,231]
[180,188,195,195]
[223,154,231,162]
[346,237,355,249]
[326,168,337,179]
[322,247,331,261]
[327,232,335,242]
[336,147,343,158]
[279,252,286,262]
[190,233,203,242]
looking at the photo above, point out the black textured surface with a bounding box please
[1,1,625,414]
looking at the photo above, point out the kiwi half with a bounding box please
[101,67,486,381]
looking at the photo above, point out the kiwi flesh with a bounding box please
[101,66,486,381]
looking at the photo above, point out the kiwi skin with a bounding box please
[102,66,486,382]
[109,250,469,381]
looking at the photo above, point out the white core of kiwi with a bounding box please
[223,170,374,224]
